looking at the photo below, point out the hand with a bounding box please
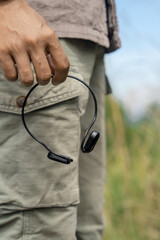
[0,0,70,86]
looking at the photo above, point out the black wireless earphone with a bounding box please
[22,75,100,164]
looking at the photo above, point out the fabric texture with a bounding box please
[0,39,106,239]
[26,0,109,48]
[26,0,121,51]
[0,206,77,240]
[105,0,121,52]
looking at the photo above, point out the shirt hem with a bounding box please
[49,25,110,49]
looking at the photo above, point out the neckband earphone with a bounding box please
[21,75,100,164]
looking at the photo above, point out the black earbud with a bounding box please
[47,152,73,164]
[22,75,100,164]
[82,130,100,153]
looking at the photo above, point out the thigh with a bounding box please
[0,39,95,211]
[0,39,101,239]
[0,97,80,210]
[76,46,106,240]
[0,206,77,240]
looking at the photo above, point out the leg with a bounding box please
[0,206,77,240]
[0,39,100,239]
[0,98,80,240]
[76,45,106,240]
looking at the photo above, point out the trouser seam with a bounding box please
[23,210,31,240]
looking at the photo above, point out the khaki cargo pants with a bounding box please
[0,39,106,240]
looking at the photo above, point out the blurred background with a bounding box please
[103,0,160,239]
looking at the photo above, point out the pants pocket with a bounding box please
[0,66,83,210]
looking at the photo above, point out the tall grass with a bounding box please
[103,96,160,240]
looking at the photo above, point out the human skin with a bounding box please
[0,0,70,86]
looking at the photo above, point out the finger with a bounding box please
[0,53,18,81]
[46,53,55,76]
[47,34,70,85]
[29,48,52,85]
[13,51,34,87]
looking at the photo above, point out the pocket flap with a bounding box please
[0,65,83,115]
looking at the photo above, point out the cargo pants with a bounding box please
[0,39,106,240]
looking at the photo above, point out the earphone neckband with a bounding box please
[22,75,100,164]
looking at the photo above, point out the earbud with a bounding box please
[82,130,100,153]
[22,75,100,164]
[47,151,73,164]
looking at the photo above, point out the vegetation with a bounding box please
[103,96,160,240]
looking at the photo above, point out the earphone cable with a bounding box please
[67,75,98,151]
[21,83,52,153]
[22,75,98,153]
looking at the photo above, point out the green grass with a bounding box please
[103,96,160,240]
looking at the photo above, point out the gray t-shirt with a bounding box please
[26,0,109,48]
